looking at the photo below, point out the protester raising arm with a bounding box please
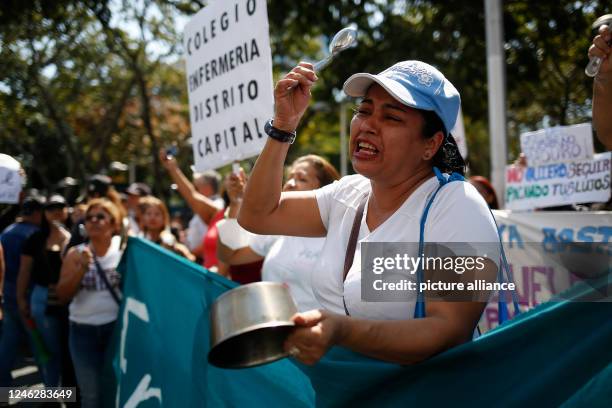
[238,63,326,237]
[238,59,500,366]
[590,24,612,150]
[222,155,339,268]
[158,149,223,224]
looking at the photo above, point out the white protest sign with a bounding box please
[505,152,611,211]
[520,123,594,166]
[480,210,612,331]
[0,154,23,204]
[183,0,273,171]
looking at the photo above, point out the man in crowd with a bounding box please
[0,194,44,386]
[125,182,152,235]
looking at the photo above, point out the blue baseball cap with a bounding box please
[343,60,460,136]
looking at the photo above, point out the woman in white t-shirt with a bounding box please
[57,198,123,408]
[218,155,339,311]
[238,60,500,366]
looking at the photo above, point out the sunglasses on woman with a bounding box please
[85,213,108,223]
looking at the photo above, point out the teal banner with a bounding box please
[112,237,611,407]
[113,238,314,407]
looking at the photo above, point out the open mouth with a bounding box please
[355,141,379,156]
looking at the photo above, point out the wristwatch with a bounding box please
[264,119,296,144]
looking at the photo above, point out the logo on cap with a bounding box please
[383,62,435,87]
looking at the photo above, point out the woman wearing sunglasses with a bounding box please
[56,198,123,408]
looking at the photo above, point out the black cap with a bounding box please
[22,194,45,215]
[125,182,151,197]
[45,194,67,209]
[87,174,112,197]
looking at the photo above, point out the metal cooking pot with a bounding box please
[208,282,298,369]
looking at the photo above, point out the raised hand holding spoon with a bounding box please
[313,26,358,72]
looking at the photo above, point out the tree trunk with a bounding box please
[95,77,137,173]
[32,72,86,181]
[136,73,164,199]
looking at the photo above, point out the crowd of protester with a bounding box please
[0,153,335,406]
[1,134,604,406]
[0,168,229,405]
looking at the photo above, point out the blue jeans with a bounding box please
[69,320,116,408]
[30,285,62,387]
[0,303,31,386]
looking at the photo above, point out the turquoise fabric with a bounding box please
[112,238,314,407]
[111,237,611,407]
[301,280,612,407]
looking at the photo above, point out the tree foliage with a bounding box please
[0,0,605,197]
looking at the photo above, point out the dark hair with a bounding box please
[420,110,466,176]
[87,174,111,197]
[292,155,340,187]
[21,194,45,215]
[39,212,51,240]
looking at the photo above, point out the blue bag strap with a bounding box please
[488,207,521,319]
[497,264,510,323]
[414,167,521,324]
[415,168,463,318]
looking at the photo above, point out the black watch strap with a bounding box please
[264,119,296,144]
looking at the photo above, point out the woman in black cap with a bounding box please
[46,194,70,226]
[238,61,501,367]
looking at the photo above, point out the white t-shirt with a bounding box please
[249,234,323,312]
[314,174,499,320]
[186,196,225,251]
[69,236,123,325]
[128,212,141,236]
[186,215,207,251]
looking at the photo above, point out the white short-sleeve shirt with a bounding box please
[314,174,499,320]
[249,234,324,312]
[69,236,123,325]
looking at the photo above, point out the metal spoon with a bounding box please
[585,14,612,77]
[313,26,358,72]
